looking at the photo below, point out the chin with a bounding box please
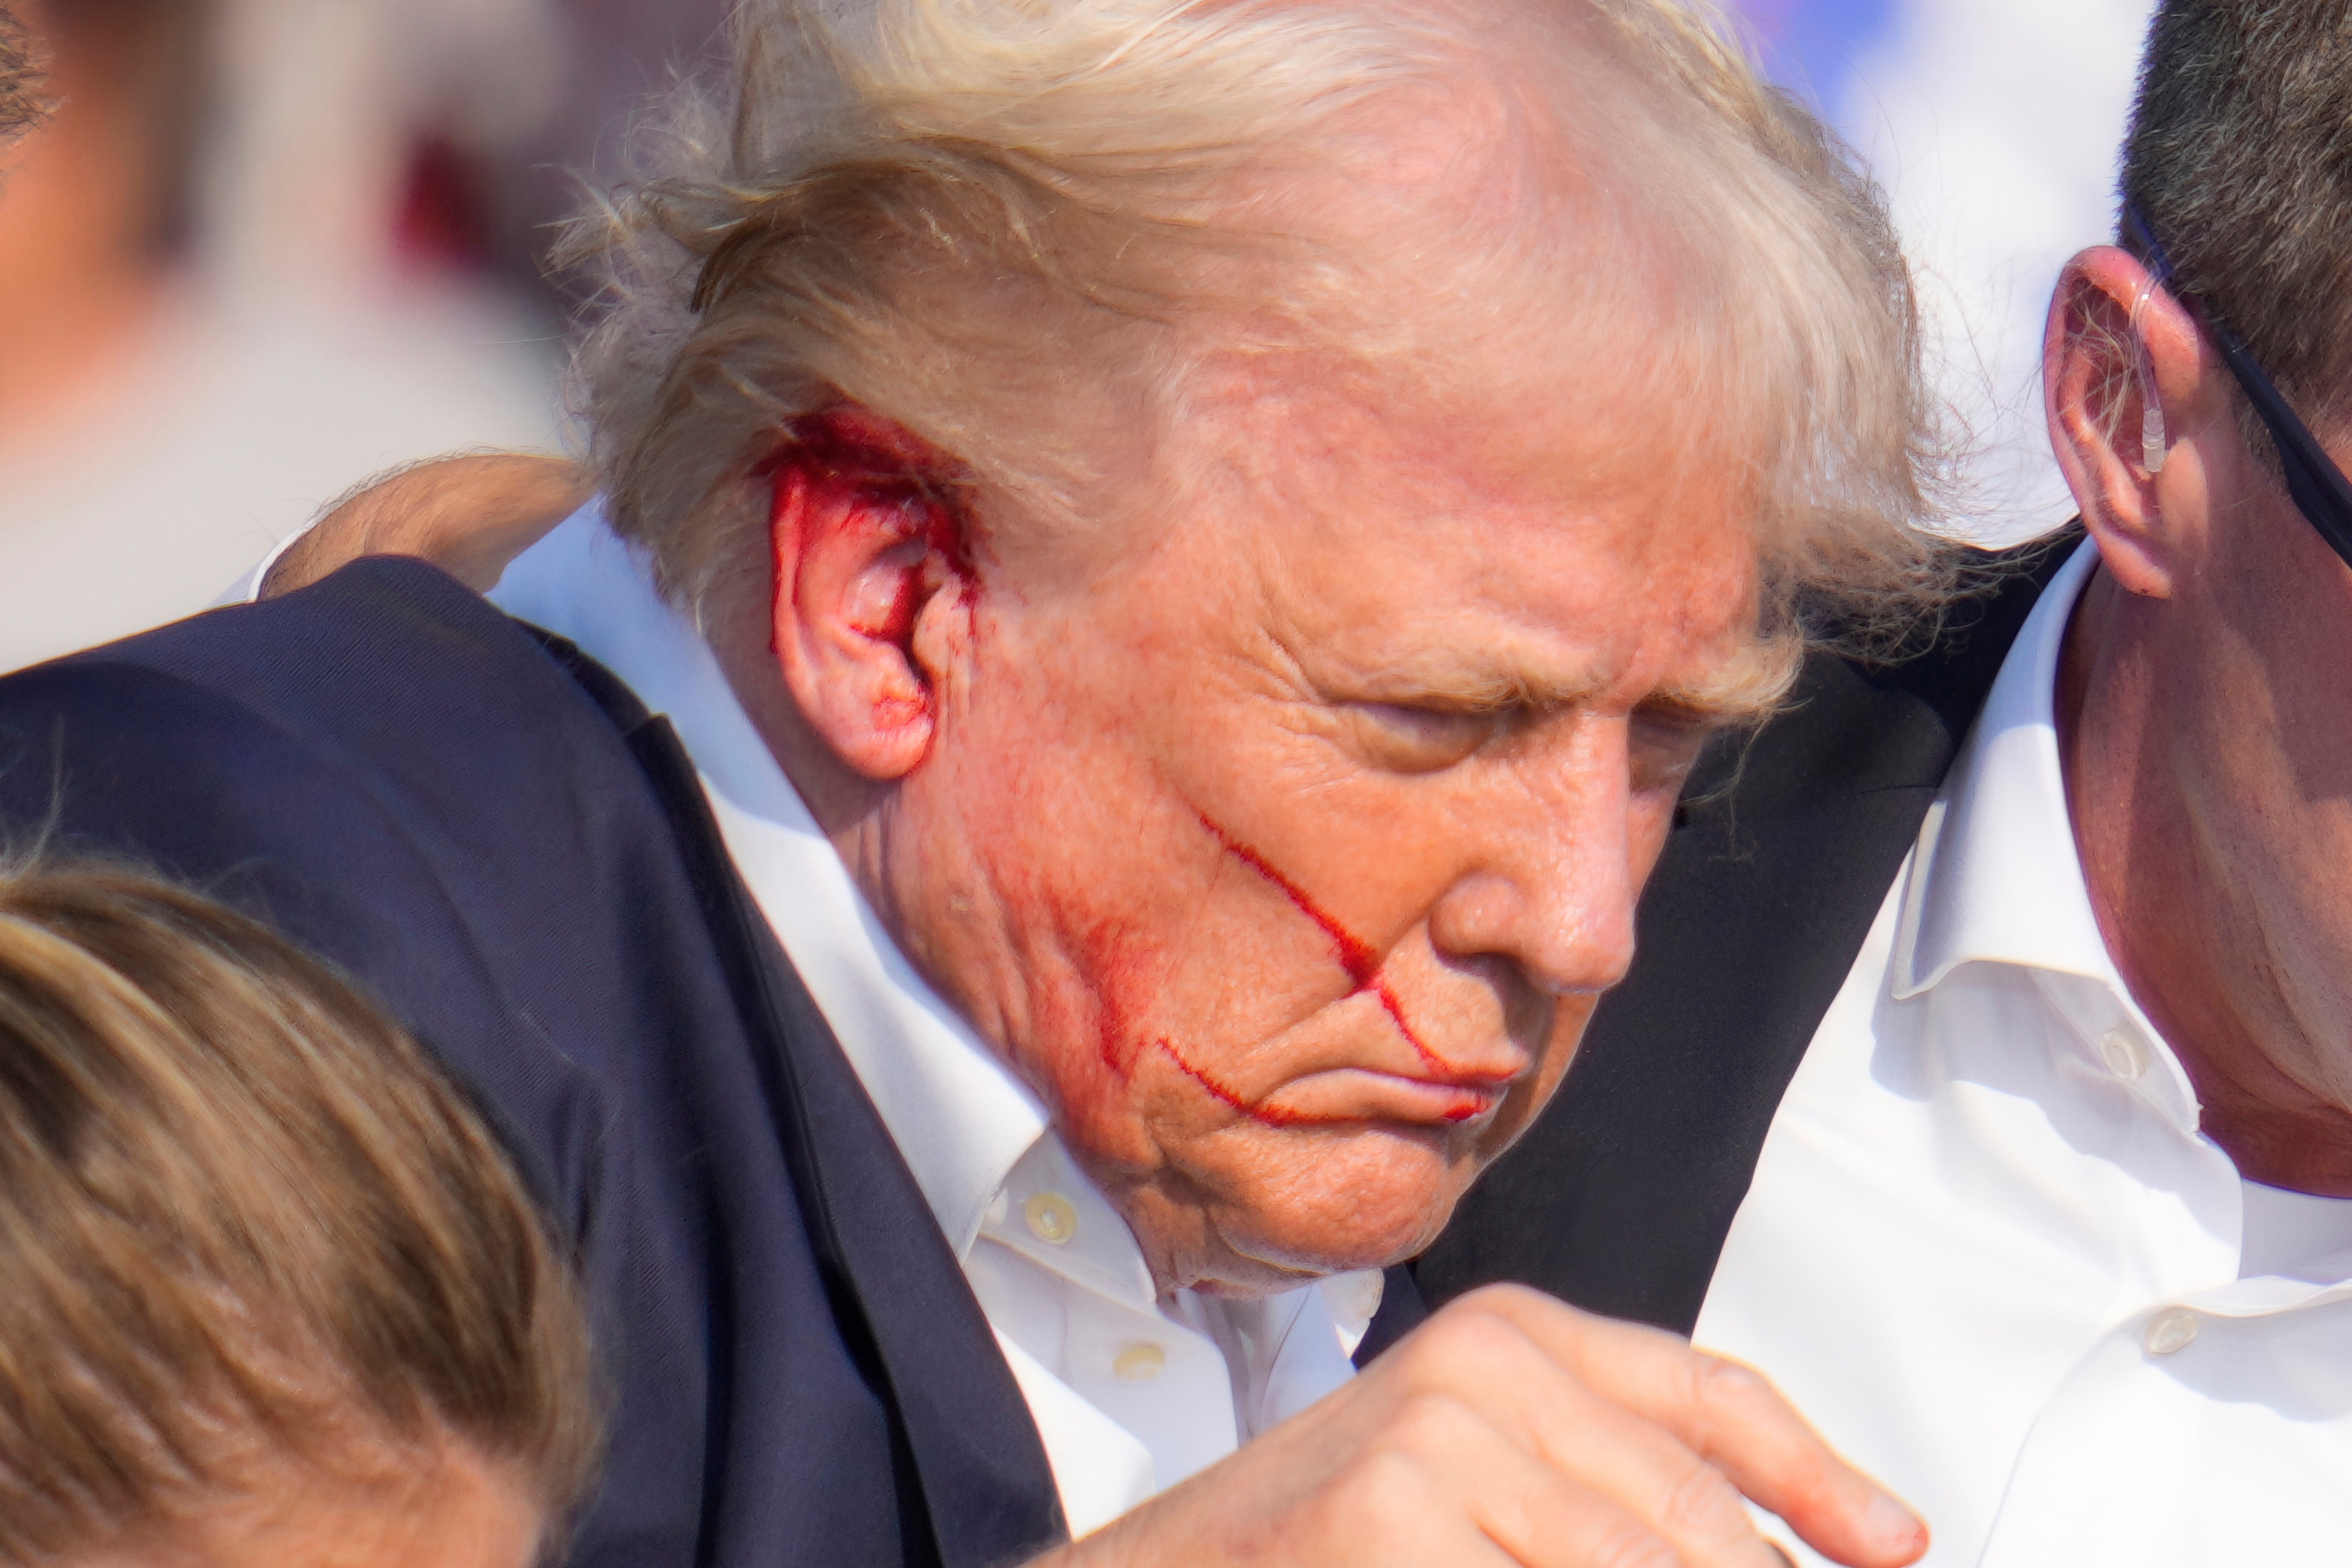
[1215,1121,1472,1279]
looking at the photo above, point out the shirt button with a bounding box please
[2099,1024,2148,1081]
[1023,1192,1078,1245]
[1112,1342,1167,1383]
[2143,1308,2200,1356]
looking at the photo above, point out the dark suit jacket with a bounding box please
[0,559,1066,1568]
[1393,535,2078,1340]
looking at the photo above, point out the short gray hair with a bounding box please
[2122,1,2352,440]
[566,0,1958,672]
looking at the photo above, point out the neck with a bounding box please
[2060,565,2352,1196]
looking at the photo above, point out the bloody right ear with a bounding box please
[765,410,978,782]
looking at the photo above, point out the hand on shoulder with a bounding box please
[262,452,589,598]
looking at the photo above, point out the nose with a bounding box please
[1423,715,1643,998]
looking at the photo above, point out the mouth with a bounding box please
[1264,1066,1509,1128]
[1156,1036,1513,1130]
[1174,810,1532,1129]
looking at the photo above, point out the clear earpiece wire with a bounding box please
[2130,272,2168,474]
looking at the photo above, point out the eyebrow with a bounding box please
[1645,641,1804,724]
[1349,637,1801,726]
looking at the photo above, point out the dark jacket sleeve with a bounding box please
[0,569,711,1565]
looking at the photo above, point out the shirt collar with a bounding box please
[490,504,1051,1259]
[1889,537,2202,1130]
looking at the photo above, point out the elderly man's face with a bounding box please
[847,343,1772,1296]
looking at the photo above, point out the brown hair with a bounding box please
[0,861,599,1561]
[2123,2,2352,438]
[0,4,47,143]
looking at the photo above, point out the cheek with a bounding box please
[974,822,1350,1172]
[923,679,1191,1156]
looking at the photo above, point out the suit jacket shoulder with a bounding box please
[0,559,1061,1568]
[1405,534,2078,1337]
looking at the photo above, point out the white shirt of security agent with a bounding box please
[1698,242,2352,1566]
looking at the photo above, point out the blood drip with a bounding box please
[1137,811,1498,1128]
[1155,1039,1309,1128]
[764,410,983,657]
[1191,811,1457,1076]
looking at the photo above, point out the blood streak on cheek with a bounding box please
[1155,1036,1486,1128]
[1155,1038,1309,1128]
[1191,811,1459,1077]
[1041,910,1154,1082]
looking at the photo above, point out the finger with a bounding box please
[1378,1391,1690,1568]
[264,453,587,597]
[1064,1391,1537,1568]
[1461,1427,1694,1568]
[1450,1288,1927,1568]
[1385,1303,1789,1568]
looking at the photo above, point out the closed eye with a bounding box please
[1340,701,1503,773]
[1629,702,1725,793]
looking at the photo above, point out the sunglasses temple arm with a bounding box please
[2209,328,2352,573]
[2122,202,2352,573]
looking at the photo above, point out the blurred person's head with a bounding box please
[0,861,599,1566]
[0,0,214,422]
[565,0,1957,1296]
[0,5,47,146]
[2044,0,2352,1192]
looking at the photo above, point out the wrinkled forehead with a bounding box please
[1134,36,1767,533]
[958,10,1790,708]
[1152,346,1786,721]
[1203,10,1731,402]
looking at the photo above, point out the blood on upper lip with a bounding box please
[1155,1039,1311,1127]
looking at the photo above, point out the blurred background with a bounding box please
[0,0,2153,668]
[1737,0,2162,543]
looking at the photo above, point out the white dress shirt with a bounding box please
[489,507,1378,1538]
[1696,540,2352,1567]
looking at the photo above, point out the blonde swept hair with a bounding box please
[0,862,600,1561]
[568,0,1959,680]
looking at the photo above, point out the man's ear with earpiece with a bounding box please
[766,409,979,782]
[2045,246,2208,601]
